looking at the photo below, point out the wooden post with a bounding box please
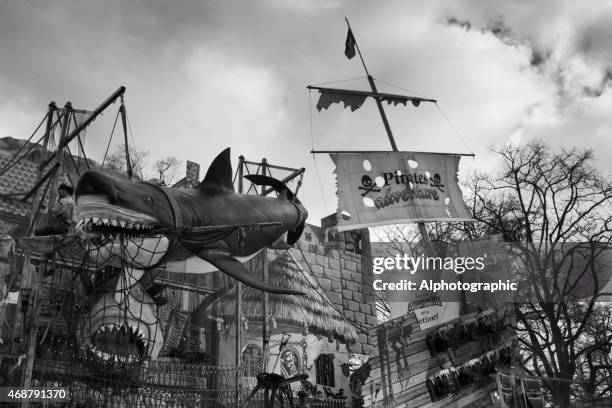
[366,75,398,152]
[261,159,269,372]
[495,374,508,408]
[235,156,244,407]
[41,102,57,153]
[21,101,66,397]
[119,99,132,179]
[25,102,57,235]
[45,102,72,217]
[344,18,436,256]
[20,252,38,408]
[38,86,126,171]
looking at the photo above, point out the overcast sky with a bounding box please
[1,1,611,226]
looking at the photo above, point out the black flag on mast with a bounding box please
[345,28,356,59]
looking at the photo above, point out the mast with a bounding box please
[344,17,398,152]
[344,17,435,256]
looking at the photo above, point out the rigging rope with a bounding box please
[434,103,475,156]
[308,88,332,214]
[309,76,368,87]
[101,108,121,169]
[371,78,474,155]
[71,112,91,172]
[64,144,82,179]
[373,78,431,99]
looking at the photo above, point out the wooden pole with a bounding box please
[1,104,56,356]
[261,159,269,372]
[20,253,38,408]
[366,75,398,152]
[42,102,57,152]
[38,86,126,171]
[119,98,132,179]
[236,156,244,407]
[310,150,473,157]
[344,18,435,256]
[45,102,72,217]
[24,101,58,234]
[344,18,398,152]
[21,101,65,401]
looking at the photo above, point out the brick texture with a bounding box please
[286,227,377,354]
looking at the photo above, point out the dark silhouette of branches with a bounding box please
[469,141,612,407]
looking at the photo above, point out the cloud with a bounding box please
[0,0,611,224]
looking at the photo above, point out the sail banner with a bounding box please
[310,86,434,112]
[330,151,473,231]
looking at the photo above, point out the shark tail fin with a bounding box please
[287,221,305,246]
[244,174,306,246]
[244,174,296,201]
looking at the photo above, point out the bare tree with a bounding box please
[372,222,471,322]
[154,157,181,185]
[104,144,149,180]
[468,141,612,406]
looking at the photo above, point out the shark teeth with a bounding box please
[88,323,148,363]
[75,217,155,236]
[88,345,139,364]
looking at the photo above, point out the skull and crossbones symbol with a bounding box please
[429,173,445,192]
[358,175,381,196]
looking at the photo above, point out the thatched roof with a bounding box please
[205,251,359,344]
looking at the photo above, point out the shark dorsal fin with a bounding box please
[199,148,234,191]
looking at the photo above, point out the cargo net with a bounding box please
[5,233,257,408]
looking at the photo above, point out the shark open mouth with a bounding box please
[86,322,149,364]
[76,195,159,240]
[76,194,171,271]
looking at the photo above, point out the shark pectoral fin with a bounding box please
[198,250,305,296]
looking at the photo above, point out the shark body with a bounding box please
[75,148,307,295]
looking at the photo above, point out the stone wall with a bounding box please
[185,161,200,188]
[287,229,377,355]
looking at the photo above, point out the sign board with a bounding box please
[330,151,473,231]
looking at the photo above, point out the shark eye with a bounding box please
[143,195,154,205]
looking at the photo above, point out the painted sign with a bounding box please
[330,151,473,231]
[388,267,461,330]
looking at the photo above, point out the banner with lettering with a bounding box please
[330,151,473,231]
[387,267,461,330]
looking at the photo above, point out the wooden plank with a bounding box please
[368,329,514,382]
[364,309,512,408]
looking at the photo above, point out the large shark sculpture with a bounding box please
[75,148,308,295]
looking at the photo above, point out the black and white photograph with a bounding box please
[0,1,611,407]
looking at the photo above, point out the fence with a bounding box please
[494,373,612,408]
[2,350,240,407]
[1,351,357,408]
